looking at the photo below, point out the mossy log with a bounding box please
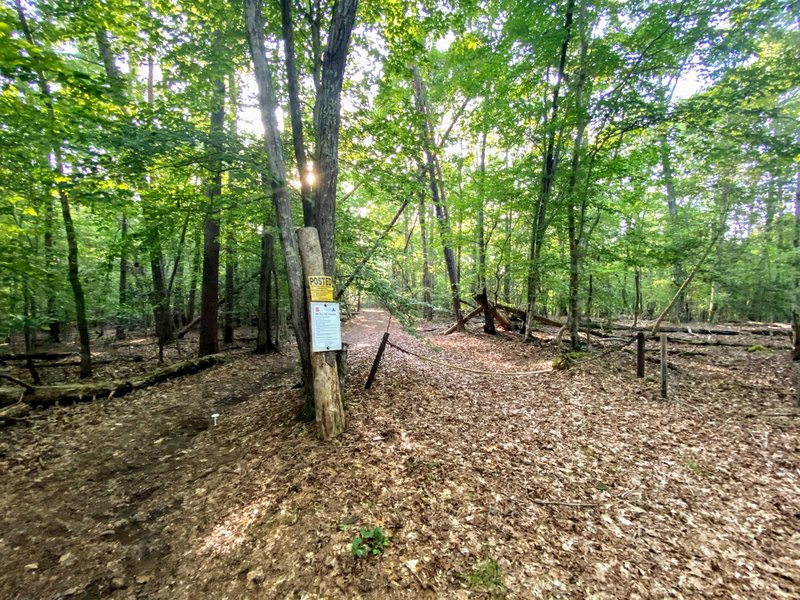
[0,353,225,424]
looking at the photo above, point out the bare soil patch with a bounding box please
[1,309,798,599]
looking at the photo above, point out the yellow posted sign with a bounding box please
[308,276,334,301]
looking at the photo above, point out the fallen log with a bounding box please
[0,352,76,363]
[0,353,225,424]
[444,305,483,335]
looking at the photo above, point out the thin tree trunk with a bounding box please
[244,0,314,409]
[412,67,462,327]
[256,231,277,353]
[186,235,201,323]
[792,172,799,361]
[634,268,641,327]
[280,0,314,225]
[419,180,433,321]
[22,279,41,385]
[566,0,589,350]
[224,228,235,343]
[525,0,575,341]
[116,213,128,340]
[660,134,687,322]
[44,195,60,343]
[15,0,90,375]
[199,78,226,357]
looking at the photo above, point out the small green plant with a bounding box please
[466,558,505,592]
[747,345,767,353]
[350,526,390,558]
[684,457,706,477]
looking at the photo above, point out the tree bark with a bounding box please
[313,0,359,276]
[566,0,590,350]
[199,79,226,356]
[244,0,314,408]
[412,67,462,327]
[15,0,92,376]
[44,195,60,343]
[280,0,315,226]
[792,172,800,361]
[525,0,575,341]
[256,231,277,353]
[660,134,688,322]
[116,213,128,340]
[297,227,345,440]
[224,228,235,344]
[419,170,433,321]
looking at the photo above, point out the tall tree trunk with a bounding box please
[186,233,201,323]
[116,213,128,340]
[566,0,589,350]
[223,228,235,343]
[16,0,90,375]
[22,279,41,385]
[419,182,433,321]
[244,0,314,409]
[199,79,226,357]
[44,194,60,343]
[503,211,511,304]
[792,172,800,361]
[280,0,315,225]
[634,267,641,327]
[313,0,359,276]
[256,231,277,353]
[412,67,462,327]
[660,134,688,322]
[525,0,575,341]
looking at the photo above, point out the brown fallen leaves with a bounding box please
[0,310,798,599]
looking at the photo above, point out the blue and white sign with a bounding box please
[310,302,342,352]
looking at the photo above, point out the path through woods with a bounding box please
[0,309,798,598]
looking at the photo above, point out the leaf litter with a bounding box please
[0,309,798,599]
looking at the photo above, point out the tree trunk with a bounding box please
[44,196,60,343]
[199,79,226,356]
[256,231,277,353]
[566,1,589,350]
[15,0,90,374]
[792,172,800,361]
[660,134,688,322]
[244,0,314,409]
[297,228,345,440]
[186,235,201,323]
[313,0,359,276]
[116,213,128,340]
[412,67,462,327]
[419,174,433,321]
[22,279,41,385]
[525,0,575,341]
[634,267,642,327]
[280,0,314,225]
[224,228,235,344]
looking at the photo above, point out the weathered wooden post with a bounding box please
[297,227,345,441]
[636,332,645,378]
[660,334,668,399]
[365,332,390,390]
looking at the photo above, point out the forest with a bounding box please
[1,0,799,598]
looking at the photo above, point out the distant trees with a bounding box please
[1,0,798,404]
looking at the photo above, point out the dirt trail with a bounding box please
[1,310,798,599]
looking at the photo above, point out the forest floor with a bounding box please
[0,309,798,599]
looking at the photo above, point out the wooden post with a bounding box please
[636,332,645,378]
[297,227,345,441]
[660,334,668,399]
[365,332,390,390]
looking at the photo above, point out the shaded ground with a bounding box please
[0,309,798,599]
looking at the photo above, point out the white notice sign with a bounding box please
[310,302,342,352]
